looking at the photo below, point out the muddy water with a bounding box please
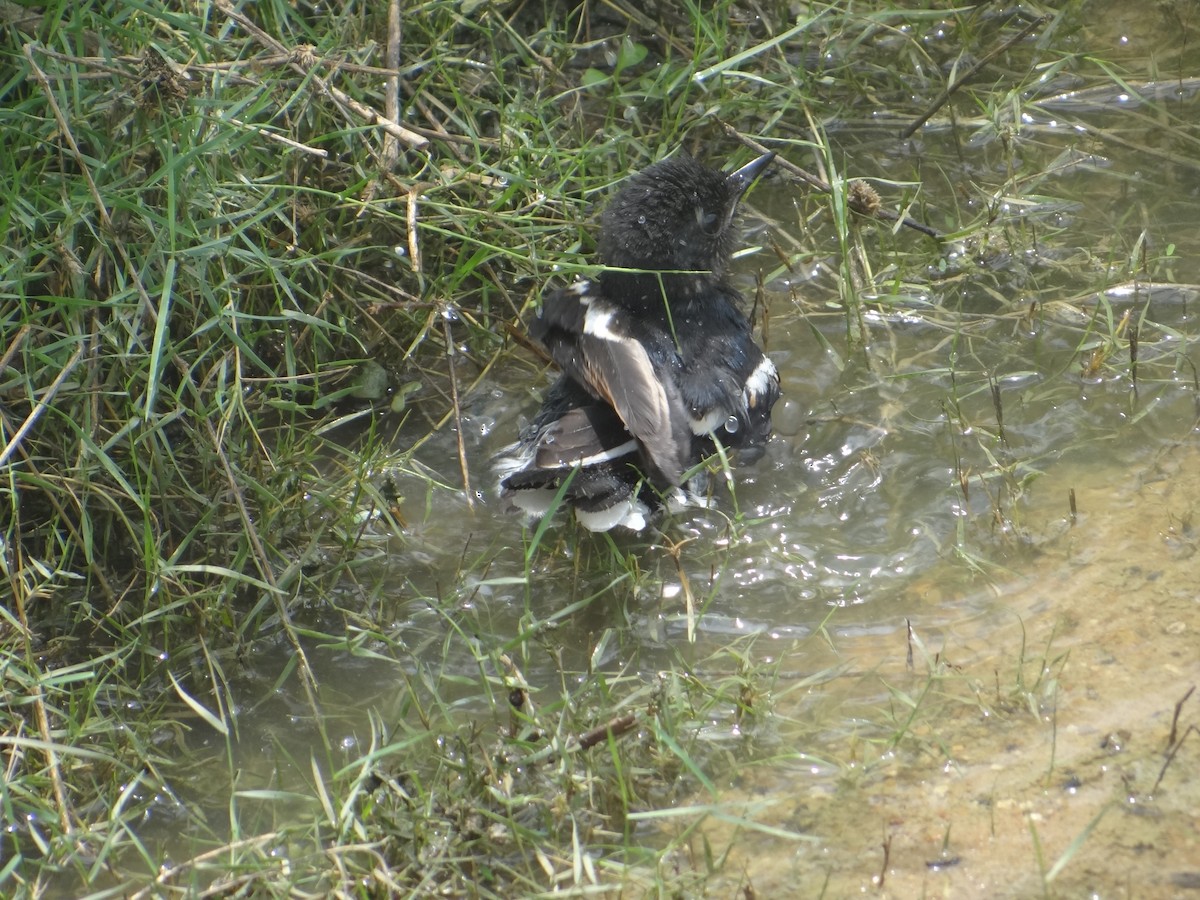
[146,4,1200,895]
[445,5,1200,895]
[696,442,1200,898]
[612,5,1200,894]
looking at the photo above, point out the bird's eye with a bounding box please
[698,209,720,234]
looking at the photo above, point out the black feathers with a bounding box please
[497,152,781,532]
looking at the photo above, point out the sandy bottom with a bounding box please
[677,438,1200,898]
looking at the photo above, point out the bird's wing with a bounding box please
[532,403,636,470]
[532,284,692,485]
[673,294,779,452]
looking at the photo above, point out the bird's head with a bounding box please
[596,151,774,279]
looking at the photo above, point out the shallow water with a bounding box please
[381,5,1200,893]
[117,4,1200,895]
[701,441,1200,897]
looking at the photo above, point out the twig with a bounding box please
[442,315,474,509]
[899,16,1049,139]
[0,323,31,384]
[1152,724,1198,795]
[722,124,943,239]
[413,93,492,153]
[404,329,511,456]
[19,45,134,78]
[406,186,422,274]
[503,321,552,363]
[578,713,639,750]
[216,0,428,150]
[0,345,82,468]
[878,833,892,888]
[383,0,402,168]
[224,114,327,157]
[1167,684,1195,748]
[663,536,697,642]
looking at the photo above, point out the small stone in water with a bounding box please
[772,397,806,436]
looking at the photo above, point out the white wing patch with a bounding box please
[560,439,639,468]
[583,305,621,341]
[743,356,778,407]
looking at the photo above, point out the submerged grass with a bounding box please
[3,0,1199,895]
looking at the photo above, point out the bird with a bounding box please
[496,151,780,532]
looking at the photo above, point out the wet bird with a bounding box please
[497,151,780,531]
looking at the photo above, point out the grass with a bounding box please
[3,0,1200,896]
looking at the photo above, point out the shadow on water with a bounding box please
[129,2,1200,895]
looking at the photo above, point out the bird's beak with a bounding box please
[726,151,776,197]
